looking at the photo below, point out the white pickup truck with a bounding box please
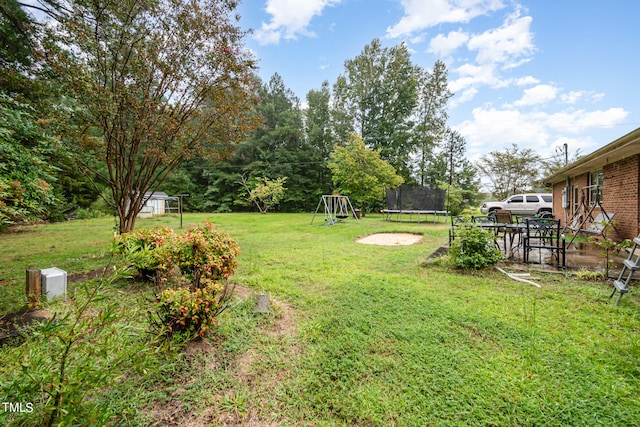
[480,193,553,216]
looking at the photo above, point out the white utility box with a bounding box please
[41,267,67,301]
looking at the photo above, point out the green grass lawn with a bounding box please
[2,213,640,426]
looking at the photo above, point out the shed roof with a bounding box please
[544,127,640,185]
[144,191,178,201]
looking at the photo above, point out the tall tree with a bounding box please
[1,2,101,216]
[44,0,259,233]
[424,130,476,186]
[540,145,582,184]
[412,60,452,186]
[328,133,404,214]
[2,1,65,101]
[332,39,418,180]
[305,80,333,195]
[427,128,480,214]
[233,73,322,211]
[476,143,541,199]
[0,0,34,71]
[0,94,59,230]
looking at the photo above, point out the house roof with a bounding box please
[544,127,640,185]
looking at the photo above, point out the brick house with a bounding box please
[544,127,640,241]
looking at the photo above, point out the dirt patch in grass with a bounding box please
[149,285,298,426]
[427,245,450,259]
[0,308,53,343]
[215,290,298,426]
[5,224,39,234]
[356,232,423,246]
[68,266,109,283]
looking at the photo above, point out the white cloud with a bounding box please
[467,11,535,67]
[560,90,605,105]
[560,90,586,104]
[449,62,502,92]
[428,30,470,56]
[552,136,596,156]
[440,9,537,103]
[514,76,539,86]
[544,108,629,134]
[255,26,283,45]
[457,107,550,151]
[561,91,584,105]
[254,0,340,45]
[513,84,559,107]
[386,0,505,38]
[450,87,478,108]
[455,105,629,160]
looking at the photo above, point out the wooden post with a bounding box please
[26,268,42,308]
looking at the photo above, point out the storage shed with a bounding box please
[138,191,178,218]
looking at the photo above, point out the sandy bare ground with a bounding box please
[356,232,423,246]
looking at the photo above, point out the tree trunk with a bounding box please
[119,214,137,234]
[116,191,142,234]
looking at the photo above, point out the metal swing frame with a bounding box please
[310,195,359,226]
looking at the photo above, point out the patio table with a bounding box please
[475,222,525,258]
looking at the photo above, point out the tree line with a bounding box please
[160,38,481,218]
[2,0,563,234]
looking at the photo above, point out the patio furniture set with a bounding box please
[449,210,566,268]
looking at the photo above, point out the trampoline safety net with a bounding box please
[385,185,446,211]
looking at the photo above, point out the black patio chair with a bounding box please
[449,215,469,245]
[470,214,503,250]
[523,218,566,268]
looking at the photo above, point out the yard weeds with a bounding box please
[1,214,640,426]
[0,264,155,426]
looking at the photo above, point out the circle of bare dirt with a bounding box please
[356,232,423,246]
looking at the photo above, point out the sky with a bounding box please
[235,0,640,164]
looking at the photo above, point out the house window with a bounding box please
[573,185,579,213]
[587,170,603,205]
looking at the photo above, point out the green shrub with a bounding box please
[113,226,175,280]
[0,273,150,426]
[449,225,502,269]
[113,221,241,342]
[171,221,240,288]
[152,281,233,342]
[0,95,60,231]
[74,207,107,219]
[588,220,632,277]
[422,253,454,269]
[575,268,605,281]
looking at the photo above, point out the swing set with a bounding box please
[564,188,617,246]
[310,195,359,226]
